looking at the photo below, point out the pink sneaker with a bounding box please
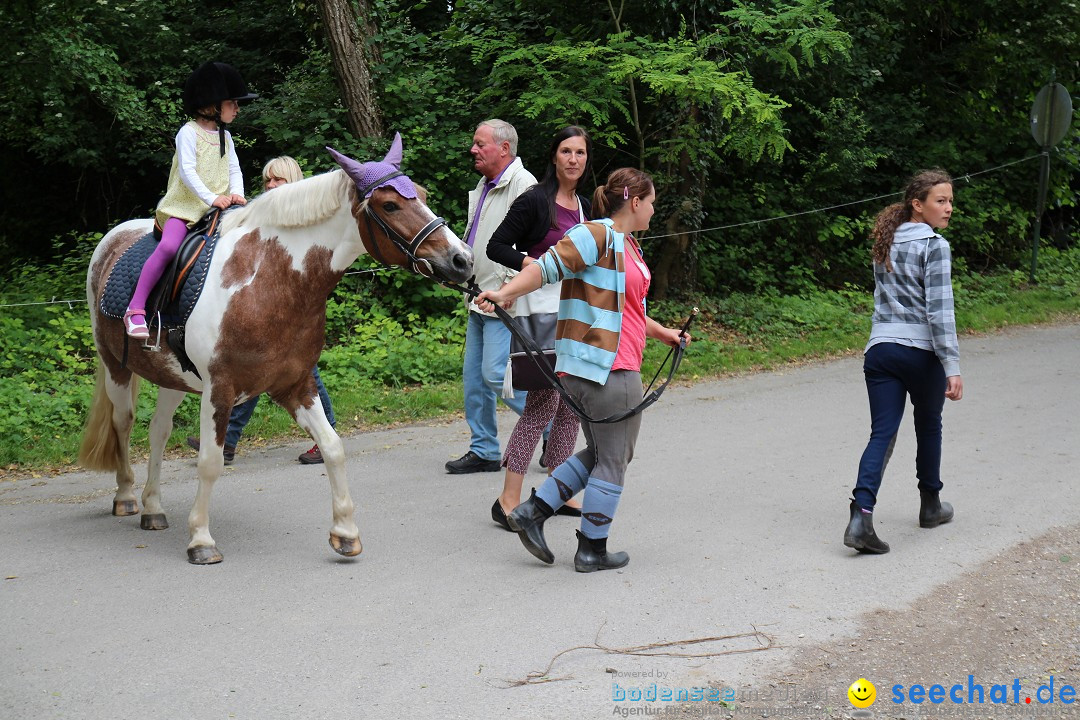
[123,309,149,339]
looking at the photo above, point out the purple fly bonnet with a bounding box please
[327,132,417,200]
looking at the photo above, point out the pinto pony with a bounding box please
[79,134,473,564]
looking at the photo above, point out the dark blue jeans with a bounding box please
[854,342,946,510]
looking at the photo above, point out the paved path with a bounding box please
[1,323,1077,720]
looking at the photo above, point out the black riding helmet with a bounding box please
[182,61,258,156]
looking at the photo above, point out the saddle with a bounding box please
[100,209,224,375]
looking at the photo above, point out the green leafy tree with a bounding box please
[0,0,310,260]
[442,0,850,295]
[1,0,1076,295]
[698,0,1080,293]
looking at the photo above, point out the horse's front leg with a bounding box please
[140,388,186,531]
[294,401,361,557]
[187,393,227,564]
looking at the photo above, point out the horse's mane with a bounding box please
[221,169,351,234]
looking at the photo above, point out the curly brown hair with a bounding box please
[871,169,952,271]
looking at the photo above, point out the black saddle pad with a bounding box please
[100,216,221,327]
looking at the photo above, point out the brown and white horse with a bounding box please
[79,135,472,564]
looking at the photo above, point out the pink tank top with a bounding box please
[611,236,650,372]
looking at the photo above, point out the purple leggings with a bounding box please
[502,388,580,475]
[128,216,188,315]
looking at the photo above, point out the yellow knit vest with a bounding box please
[155,121,233,226]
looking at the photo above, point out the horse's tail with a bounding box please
[78,365,139,471]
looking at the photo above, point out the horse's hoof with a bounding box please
[329,533,362,557]
[112,499,139,516]
[140,513,168,530]
[187,546,223,565]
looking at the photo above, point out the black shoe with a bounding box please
[538,438,548,468]
[506,490,555,564]
[187,436,235,465]
[445,451,501,474]
[919,491,954,528]
[574,530,629,573]
[843,500,890,554]
[491,499,512,532]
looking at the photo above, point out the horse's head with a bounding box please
[329,134,473,285]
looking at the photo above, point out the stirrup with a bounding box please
[123,309,150,339]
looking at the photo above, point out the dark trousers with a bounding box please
[854,342,946,510]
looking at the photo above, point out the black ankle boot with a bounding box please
[506,489,555,564]
[919,491,954,528]
[844,500,890,554]
[574,530,629,573]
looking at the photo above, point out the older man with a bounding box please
[446,119,537,474]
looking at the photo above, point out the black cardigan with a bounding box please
[487,184,592,271]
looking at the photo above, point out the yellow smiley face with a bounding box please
[848,678,876,708]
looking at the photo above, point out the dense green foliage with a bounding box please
[703,0,1080,291]
[2,0,1076,283]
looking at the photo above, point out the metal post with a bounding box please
[1029,148,1051,284]
[1027,68,1067,285]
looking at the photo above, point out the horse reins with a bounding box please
[445,280,697,424]
[359,170,448,278]
[354,170,695,423]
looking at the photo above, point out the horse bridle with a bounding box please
[358,170,448,277]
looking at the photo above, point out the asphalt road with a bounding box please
[2,323,1077,720]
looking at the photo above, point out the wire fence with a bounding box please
[644,154,1041,240]
[0,268,383,311]
[0,153,1044,311]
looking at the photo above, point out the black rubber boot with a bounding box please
[506,489,555,564]
[919,491,954,528]
[574,530,629,573]
[843,500,890,554]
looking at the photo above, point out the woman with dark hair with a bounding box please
[486,126,594,530]
[844,169,964,555]
[478,167,689,572]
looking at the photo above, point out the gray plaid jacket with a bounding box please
[866,222,961,376]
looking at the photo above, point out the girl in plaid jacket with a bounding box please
[845,169,965,555]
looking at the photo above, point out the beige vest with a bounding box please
[463,157,537,314]
[155,121,232,226]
